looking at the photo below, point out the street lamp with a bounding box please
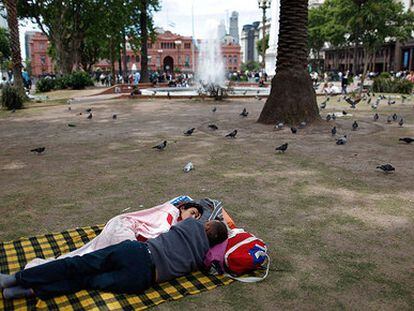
[258,0,272,70]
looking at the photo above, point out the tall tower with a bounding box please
[217,19,227,41]
[229,11,239,44]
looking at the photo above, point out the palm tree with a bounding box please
[258,0,319,125]
[3,0,25,95]
[139,0,149,83]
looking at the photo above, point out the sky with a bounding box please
[19,0,264,59]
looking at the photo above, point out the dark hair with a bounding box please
[178,201,204,217]
[207,221,228,247]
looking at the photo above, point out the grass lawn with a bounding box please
[0,90,413,310]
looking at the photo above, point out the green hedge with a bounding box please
[36,71,94,92]
[372,77,414,94]
[1,85,24,110]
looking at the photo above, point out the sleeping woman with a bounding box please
[25,200,204,269]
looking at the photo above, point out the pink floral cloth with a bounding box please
[25,202,180,269]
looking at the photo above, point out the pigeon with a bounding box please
[392,113,398,121]
[152,140,167,150]
[243,90,247,95]
[336,135,347,145]
[373,113,379,121]
[152,91,157,96]
[86,108,92,113]
[342,110,347,116]
[387,116,392,123]
[399,118,404,127]
[346,97,361,108]
[401,95,407,103]
[11,108,16,113]
[30,147,46,154]
[208,124,218,130]
[275,143,288,153]
[255,95,262,101]
[291,127,297,134]
[388,99,396,105]
[167,92,171,99]
[326,114,331,122]
[367,98,372,105]
[352,121,358,131]
[212,107,217,113]
[275,122,284,130]
[320,102,327,109]
[376,164,395,173]
[112,114,117,120]
[399,137,414,144]
[68,124,76,127]
[68,106,72,111]
[225,129,238,138]
[184,128,195,136]
[331,126,337,136]
[332,113,336,121]
[87,113,93,120]
[298,121,306,129]
[240,108,248,117]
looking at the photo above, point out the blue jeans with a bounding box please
[16,241,154,299]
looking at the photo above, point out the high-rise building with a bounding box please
[25,31,38,61]
[241,22,260,63]
[229,11,239,44]
[217,20,227,41]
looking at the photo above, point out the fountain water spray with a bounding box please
[196,20,226,89]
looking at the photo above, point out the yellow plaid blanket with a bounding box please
[0,226,233,310]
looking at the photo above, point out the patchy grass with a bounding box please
[0,94,413,309]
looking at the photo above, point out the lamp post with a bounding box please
[258,0,272,71]
[174,40,182,72]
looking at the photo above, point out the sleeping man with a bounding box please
[0,219,228,300]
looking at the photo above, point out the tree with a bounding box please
[256,34,270,56]
[322,0,414,91]
[258,0,319,125]
[0,27,10,76]
[308,5,329,72]
[3,0,25,95]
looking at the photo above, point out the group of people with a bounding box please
[0,200,228,300]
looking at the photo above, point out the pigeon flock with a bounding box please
[28,91,412,177]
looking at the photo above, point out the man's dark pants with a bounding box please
[15,240,154,300]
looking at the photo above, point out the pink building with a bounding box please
[29,32,54,77]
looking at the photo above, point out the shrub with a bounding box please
[67,71,94,89]
[36,77,55,92]
[1,85,24,110]
[373,77,414,94]
[379,72,391,79]
[54,76,70,89]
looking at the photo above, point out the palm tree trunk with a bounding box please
[258,0,319,125]
[4,0,25,95]
[140,0,149,83]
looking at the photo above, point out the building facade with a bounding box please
[24,31,37,61]
[229,11,240,44]
[29,32,54,76]
[0,8,7,29]
[241,22,260,63]
[29,29,242,77]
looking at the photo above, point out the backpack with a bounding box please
[224,228,270,283]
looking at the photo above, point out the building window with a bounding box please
[161,42,176,49]
[233,56,238,63]
[184,43,191,49]
[39,43,45,50]
[135,55,140,62]
[40,55,46,65]
[148,43,152,49]
[127,55,130,63]
[185,55,190,67]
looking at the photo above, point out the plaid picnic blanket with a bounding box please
[0,225,233,310]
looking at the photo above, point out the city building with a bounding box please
[322,0,414,73]
[229,12,240,44]
[30,27,242,77]
[240,22,260,64]
[217,20,227,42]
[24,31,37,61]
[29,32,54,76]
